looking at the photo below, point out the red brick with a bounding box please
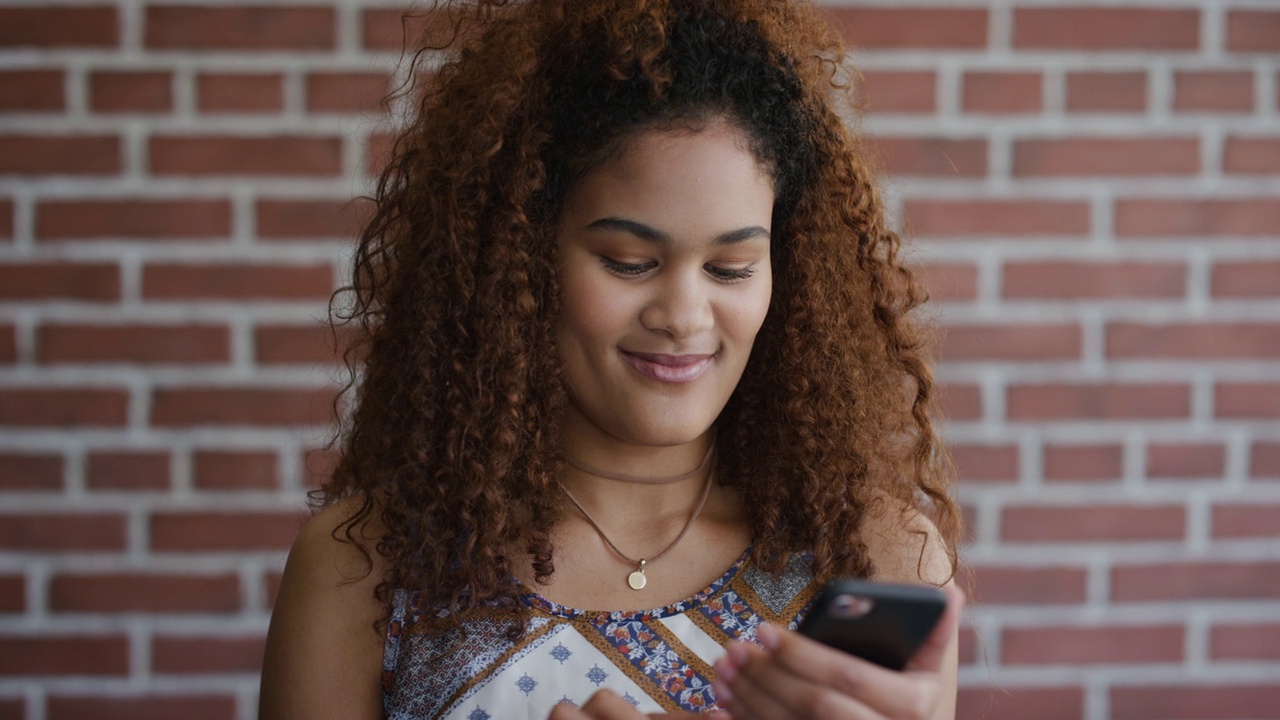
[306,71,391,113]
[150,511,305,551]
[827,8,987,49]
[264,570,284,609]
[193,450,278,490]
[1112,685,1280,720]
[86,451,170,491]
[197,73,284,113]
[51,573,240,613]
[1224,137,1280,175]
[47,695,237,720]
[0,388,128,427]
[145,5,334,50]
[1008,383,1191,421]
[1003,261,1186,300]
[1146,442,1227,480]
[905,199,1089,238]
[0,200,11,241]
[1014,137,1198,177]
[957,626,978,666]
[0,262,119,301]
[89,71,171,113]
[255,324,346,365]
[0,69,64,111]
[0,697,23,717]
[856,70,935,114]
[0,7,118,47]
[142,263,333,300]
[869,137,987,178]
[0,636,127,676]
[0,514,126,551]
[1252,442,1280,479]
[1004,625,1183,665]
[1044,443,1123,482]
[1227,10,1280,52]
[361,8,467,51]
[0,135,119,175]
[256,197,372,240]
[962,71,1041,114]
[937,382,982,421]
[1116,198,1280,238]
[917,263,978,302]
[150,386,337,427]
[37,198,230,241]
[1015,8,1198,50]
[1112,562,1280,601]
[956,687,1083,720]
[1213,504,1280,539]
[1212,260,1280,298]
[153,635,266,673]
[942,323,1081,361]
[38,324,231,365]
[0,324,12,363]
[0,575,24,613]
[1211,623,1280,660]
[1002,505,1185,542]
[1216,383,1280,419]
[151,135,342,176]
[1174,71,1253,113]
[363,131,396,177]
[1108,322,1280,360]
[0,453,62,491]
[302,447,339,490]
[1066,71,1147,113]
[949,444,1019,483]
[971,566,1086,605]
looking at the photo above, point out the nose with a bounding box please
[639,269,714,340]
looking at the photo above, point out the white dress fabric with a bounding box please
[381,549,820,719]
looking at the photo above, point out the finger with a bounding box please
[574,689,648,720]
[733,638,880,720]
[757,622,942,718]
[906,584,965,674]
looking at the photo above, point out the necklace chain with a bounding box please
[558,449,715,590]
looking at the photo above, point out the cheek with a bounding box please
[559,273,632,346]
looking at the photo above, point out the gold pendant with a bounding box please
[627,559,647,590]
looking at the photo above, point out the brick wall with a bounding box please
[0,1,1276,719]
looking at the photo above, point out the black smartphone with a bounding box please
[797,579,947,670]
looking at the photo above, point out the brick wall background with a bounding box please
[0,1,1277,718]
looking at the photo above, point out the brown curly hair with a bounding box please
[323,0,961,620]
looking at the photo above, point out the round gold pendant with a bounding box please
[627,569,647,590]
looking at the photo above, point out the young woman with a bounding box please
[259,1,964,718]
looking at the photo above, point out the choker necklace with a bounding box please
[562,441,715,483]
[558,449,715,591]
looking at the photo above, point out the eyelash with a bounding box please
[598,257,756,282]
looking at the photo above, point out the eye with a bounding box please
[705,264,756,282]
[599,256,656,276]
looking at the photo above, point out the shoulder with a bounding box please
[259,496,387,720]
[860,498,954,588]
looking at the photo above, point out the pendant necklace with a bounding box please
[559,444,715,590]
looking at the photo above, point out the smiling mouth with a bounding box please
[621,351,715,383]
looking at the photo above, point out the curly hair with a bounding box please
[323,0,961,621]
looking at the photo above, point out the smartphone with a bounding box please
[797,579,947,670]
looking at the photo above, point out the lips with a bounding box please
[621,350,715,383]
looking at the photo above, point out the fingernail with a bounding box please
[714,655,738,683]
[757,622,780,650]
[711,678,734,704]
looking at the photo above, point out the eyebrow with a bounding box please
[585,217,770,245]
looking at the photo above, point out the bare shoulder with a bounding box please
[860,498,955,588]
[259,496,387,720]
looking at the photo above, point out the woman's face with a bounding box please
[555,120,775,450]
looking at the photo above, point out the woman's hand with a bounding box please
[711,585,964,720]
[547,690,731,720]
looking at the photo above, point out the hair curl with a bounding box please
[323,0,961,622]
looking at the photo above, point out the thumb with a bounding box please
[906,584,965,673]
